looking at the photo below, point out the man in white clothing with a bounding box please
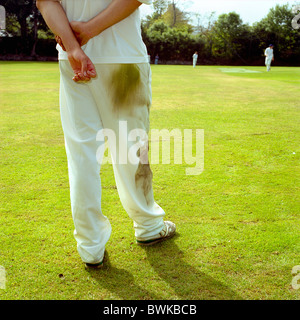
[265,44,274,72]
[36,0,176,269]
[192,51,198,68]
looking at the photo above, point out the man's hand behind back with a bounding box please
[67,47,97,83]
[56,21,91,51]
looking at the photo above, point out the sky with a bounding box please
[140,0,300,25]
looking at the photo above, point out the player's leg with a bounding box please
[89,63,170,241]
[265,58,271,72]
[265,57,268,71]
[59,61,111,264]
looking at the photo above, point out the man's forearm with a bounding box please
[86,0,142,39]
[36,0,79,52]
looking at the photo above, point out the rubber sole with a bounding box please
[85,261,104,269]
[136,234,174,246]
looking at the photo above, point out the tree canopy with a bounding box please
[0,0,299,65]
[142,1,300,65]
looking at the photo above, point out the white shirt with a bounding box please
[265,47,274,59]
[58,0,152,64]
[193,53,198,60]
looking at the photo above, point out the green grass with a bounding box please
[0,62,299,300]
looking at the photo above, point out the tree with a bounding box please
[253,4,300,63]
[142,0,168,30]
[162,0,192,31]
[195,12,216,61]
[143,20,169,57]
[0,0,52,55]
[153,0,168,16]
[210,12,250,63]
[142,0,193,32]
[0,0,34,38]
[143,19,202,62]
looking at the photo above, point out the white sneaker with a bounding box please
[136,221,176,246]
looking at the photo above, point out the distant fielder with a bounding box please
[264,44,274,72]
[192,51,198,68]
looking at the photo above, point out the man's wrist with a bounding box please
[64,40,81,53]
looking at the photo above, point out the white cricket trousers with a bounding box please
[265,57,272,71]
[59,61,165,264]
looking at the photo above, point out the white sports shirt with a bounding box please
[265,47,274,59]
[58,0,152,64]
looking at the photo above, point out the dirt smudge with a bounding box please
[109,64,150,113]
[135,147,154,206]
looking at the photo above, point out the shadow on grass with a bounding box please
[86,251,161,300]
[143,234,243,300]
[86,234,242,300]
